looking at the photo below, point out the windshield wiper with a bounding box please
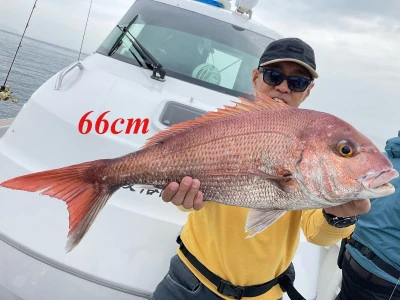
[107,27,144,68]
[115,24,166,82]
[107,16,138,57]
[107,17,145,69]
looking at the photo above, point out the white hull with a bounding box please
[0,1,342,299]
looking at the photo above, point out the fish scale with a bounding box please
[111,128,296,189]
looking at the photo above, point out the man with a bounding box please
[151,38,370,300]
[336,133,400,300]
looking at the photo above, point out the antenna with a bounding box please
[1,0,38,91]
[78,0,93,61]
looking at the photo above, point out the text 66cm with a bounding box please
[78,111,150,134]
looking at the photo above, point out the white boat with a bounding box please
[0,1,343,299]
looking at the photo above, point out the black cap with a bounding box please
[259,38,318,79]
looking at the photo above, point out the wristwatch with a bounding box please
[322,209,359,228]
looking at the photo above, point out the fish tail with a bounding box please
[0,159,117,252]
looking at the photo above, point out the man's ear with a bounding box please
[252,68,259,90]
[305,82,315,98]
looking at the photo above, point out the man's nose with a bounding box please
[275,79,290,93]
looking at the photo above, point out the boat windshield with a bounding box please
[97,0,275,96]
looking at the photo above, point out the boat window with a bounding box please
[97,0,274,96]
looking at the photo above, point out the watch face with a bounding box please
[333,216,359,228]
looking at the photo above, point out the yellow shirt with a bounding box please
[178,202,354,300]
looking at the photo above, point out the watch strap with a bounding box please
[322,209,359,228]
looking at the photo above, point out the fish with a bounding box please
[0,94,398,252]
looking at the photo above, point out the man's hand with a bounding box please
[162,176,205,210]
[324,199,371,217]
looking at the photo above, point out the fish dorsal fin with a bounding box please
[142,93,289,149]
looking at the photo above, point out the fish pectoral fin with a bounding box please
[245,209,287,237]
[277,178,300,193]
[130,184,164,189]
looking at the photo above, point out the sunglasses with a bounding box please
[258,67,313,92]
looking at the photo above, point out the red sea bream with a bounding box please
[1,95,397,251]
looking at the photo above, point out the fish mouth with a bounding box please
[360,168,399,196]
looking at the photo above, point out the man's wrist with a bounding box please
[322,209,359,228]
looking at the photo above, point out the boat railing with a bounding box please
[54,61,85,90]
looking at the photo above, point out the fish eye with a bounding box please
[336,140,355,157]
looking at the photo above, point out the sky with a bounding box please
[0,0,399,149]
